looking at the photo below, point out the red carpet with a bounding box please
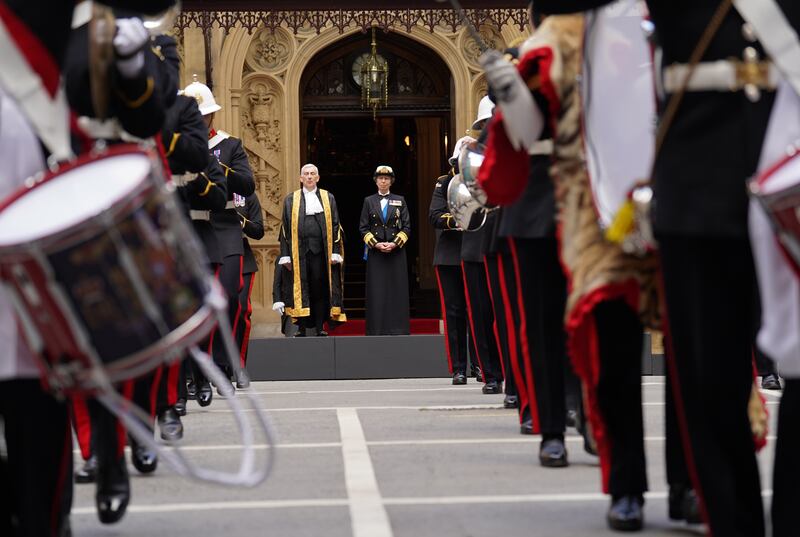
[327,318,441,336]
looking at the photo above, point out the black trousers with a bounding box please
[462,261,504,382]
[772,378,800,537]
[658,235,764,537]
[498,246,530,423]
[664,368,691,490]
[435,265,474,375]
[512,237,568,436]
[235,271,255,367]
[212,254,244,371]
[0,379,72,537]
[302,250,328,334]
[484,252,514,396]
[594,300,648,498]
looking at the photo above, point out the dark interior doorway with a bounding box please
[300,30,453,318]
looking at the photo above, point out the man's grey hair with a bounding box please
[300,163,318,175]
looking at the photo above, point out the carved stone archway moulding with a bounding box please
[180,13,527,333]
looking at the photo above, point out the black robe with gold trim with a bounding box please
[279,188,346,322]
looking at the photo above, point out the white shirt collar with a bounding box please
[303,187,318,195]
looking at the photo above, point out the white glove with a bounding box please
[114,18,148,78]
[278,256,291,265]
[479,49,544,152]
[272,302,285,314]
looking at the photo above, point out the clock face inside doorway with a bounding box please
[351,52,387,87]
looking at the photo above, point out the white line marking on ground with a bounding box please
[337,407,393,537]
[203,400,779,413]
[71,490,774,515]
[70,435,779,456]
[71,499,349,515]
[246,387,488,395]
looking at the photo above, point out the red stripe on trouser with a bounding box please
[50,417,72,537]
[483,256,507,380]
[461,262,488,383]
[117,381,135,458]
[206,265,222,356]
[434,266,455,373]
[231,256,244,345]
[167,360,180,405]
[497,252,529,423]
[240,273,256,368]
[148,366,163,418]
[71,396,92,460]
[658,271,713,533]
[508,237,541,432]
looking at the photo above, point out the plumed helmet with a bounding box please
[181,75,222,115]
[472,95,496,130]
[449,135,476,167]
[373,165,395,180]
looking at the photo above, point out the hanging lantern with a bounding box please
[360,27,389,119]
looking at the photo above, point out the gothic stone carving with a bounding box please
[245,27,293,72]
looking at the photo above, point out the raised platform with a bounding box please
[245,334,664,381]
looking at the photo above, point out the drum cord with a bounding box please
[96,343,277,488]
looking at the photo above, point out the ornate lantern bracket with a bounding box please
[360,27,389,119]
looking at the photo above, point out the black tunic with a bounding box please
[359,192,411,335]
[428,174,464,266]
[239,193,265,275]
[163,96,227,265]
[209,133,256,257]
[534,0,800,237]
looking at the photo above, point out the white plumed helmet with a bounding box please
[472,95,495,130]
[182,75,222,115]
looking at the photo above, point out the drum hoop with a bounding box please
[0,144,156,251]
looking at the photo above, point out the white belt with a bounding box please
[76,116,145,143]
[171,173,196,187]
[529,139,554,156]
[189,210,210,221]
[662,60,779,94]
[225,200,236,209]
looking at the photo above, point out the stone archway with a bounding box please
[193,21,513,333]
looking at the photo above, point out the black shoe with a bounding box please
[293,331,306,337]
[131,439,158,474]
[539,438,568,468]
[761,373,782,390]
[668,486,702,524]
[471,366,483,383]
[75,455,98,484]
[317,330,329,337]
[174,398,187,416]
[503,394,519,409]
[482,380,502,394]
[236,373,251,389]
[186,379,197,400]
[197,382,213,406]
[452,372,467,385]
[96,456,130,525]
[158,408,184,442]
[607,495,644,532]
[520,417,534,435]
[566,409,578,428]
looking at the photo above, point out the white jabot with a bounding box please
[331,254,343,264]
[304,188,323,215]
